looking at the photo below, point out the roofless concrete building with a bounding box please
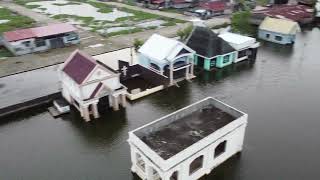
[60,50,127,122]
[128,97,248,180]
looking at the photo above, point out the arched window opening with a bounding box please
[189,155,204,175]
[214,141,227,158]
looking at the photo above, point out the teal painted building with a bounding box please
[186,26,236,71]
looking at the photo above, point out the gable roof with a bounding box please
[62,50,97,85]
[3,23,77,42]
[138,34,194,64]
[186,26,235,58]
[259,17,301,34]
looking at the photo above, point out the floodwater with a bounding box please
[1,28,320,180]
[28,0,133,21]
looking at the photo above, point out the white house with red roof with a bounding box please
[60,50,127,122]
[2,23,79,56]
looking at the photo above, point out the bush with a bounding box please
[231,11,256,36]
[133,38,144,51]
[177,25,193,41]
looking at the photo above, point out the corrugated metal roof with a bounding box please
[253,5,313,23]
[259,17,301,34]
[3,23,77,42]
[200,1,226,11]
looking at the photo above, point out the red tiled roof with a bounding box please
[62,50,97,85]
[253,5,313,22]
[200,1,226,11]
[3,23,77,42]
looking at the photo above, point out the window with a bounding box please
[136,153,145,172]
[223,55,230,64]
[238,50,247,58]
[265,33,270,39]
[170,171,178,180]
[150,63,160,71]
[214,141,227,158]
[189,155,204,175]
[35,38,46,47]
[210,58,216,68]
[275,35,283,41]
[22,41,31,47]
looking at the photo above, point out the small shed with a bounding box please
[186,26,236,70]
[258,17,301,45]
[138,34,196,86]
[219,32,260,63]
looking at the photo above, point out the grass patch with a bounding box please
[52,2,81,6]
[107,28,143,37]
[0,48,13,58]
[52,14,94,24]
[0,7,35,33]
[13,0,39,6]
[211,22,230,29]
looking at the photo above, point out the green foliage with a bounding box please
[231,11,256,35]
[107,28,143,37]
[133,38,144,51]
[177,25,193,41]
[0,7,35,33]
[0,48,13,58]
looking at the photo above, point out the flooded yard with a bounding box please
[22,0,184,36]
[1,28,320,180]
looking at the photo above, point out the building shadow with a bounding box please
[195,60,255,85]
[200,153,243,180]
[60,106,128,147]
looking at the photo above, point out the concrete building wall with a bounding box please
[258,30,295,45]
[130,124,247,180]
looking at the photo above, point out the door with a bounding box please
[49,37,65,49]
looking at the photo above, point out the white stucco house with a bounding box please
[128,97,248,180]
[60,50,127,122]
[138,34,196,86]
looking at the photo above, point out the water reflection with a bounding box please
[196,60,255,85]
[60,107,128,147]
[145,82,192,112]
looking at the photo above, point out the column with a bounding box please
[82,105,90,122]
[185,65,190,80]
[190,61,194,77]
[112,95,119,111]
[169,62,174,85]
[92,103,100,119]
[121,94,127,108]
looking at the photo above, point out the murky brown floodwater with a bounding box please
[1,28,320,180]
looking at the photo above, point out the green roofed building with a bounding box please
[186,26,236,70]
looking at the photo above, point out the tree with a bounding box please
[177,25,193,41]
[231,11,256,36]
[133,38,144,51]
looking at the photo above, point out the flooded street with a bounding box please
[1,28,320,180]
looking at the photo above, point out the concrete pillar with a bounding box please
[169,62,174,85]
[112,95,119,111]
[82,105,90,122]
[121,94,127,107]
[185,65,190,80]
[92,103,100,119]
